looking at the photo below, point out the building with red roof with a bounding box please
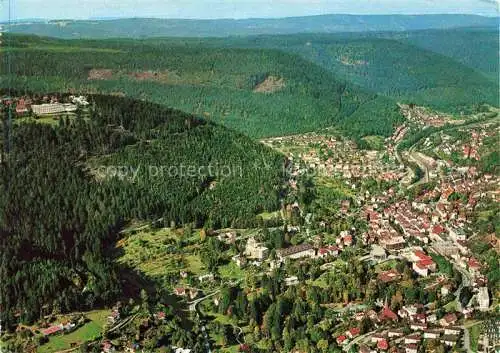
[468,258,482,273]
[42,324,63,336]
[377,339,389,351]
[378,269,401,283]
[379,305,398,321]
[337,335,348,345]
[317,245,339,258]
[347,327,361,338]
[405,344,418,353]
[432,225,446,236]
[440,313,458,327]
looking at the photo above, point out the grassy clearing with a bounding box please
[16,116,61,126]
[375,259,399,272]
[444,299,458,312]
[316,177,355,198]
[256,210,281,221]
[469,324,481,352]
[362,135,385,150]
[116,228,204,280]
[218,262,245,281]
[313,177,355,213]
[37,309,108,353]
[311,274,329,289]
[185,254,204,275]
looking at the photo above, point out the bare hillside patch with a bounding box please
[88,69,114,80]
[127,70,178,83]
[253,76,285,93]
[339,56,368,66]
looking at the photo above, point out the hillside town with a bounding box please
[1,96,498,353]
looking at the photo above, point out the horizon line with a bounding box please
[3,12,499,23]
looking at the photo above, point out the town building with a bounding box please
[198,273,214,283]
[439,313,458,327]
[378,269,401,283]
[232,254,247,268]
[441,335,459,347]
[478,287,490,311]
[423,329,441,339]
[317,245,339,258]
[276,243,315,262]
[32,103,77,115]
[405,344,418,353]
[244,237,269,261]
[284,276,299,286]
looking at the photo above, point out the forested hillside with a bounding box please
[0,34,403,138]
[0,94,284,327]
[394,27,499,81]
[4,14,497,38]
[184,32,498,114]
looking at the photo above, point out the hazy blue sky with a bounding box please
[1,0,498,21]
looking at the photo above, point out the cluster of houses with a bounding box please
[335,302,467,353]
[398,103,459,129]
[231,232,356,270]
[433,127,496,163]
[173,286,201,300]
[360,164,497,278]
[263,133,403,184]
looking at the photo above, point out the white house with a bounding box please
[423,330,441,339]
[198,273,214,283]
[478,287,490,311]
[244,237,269,261]
[284,276,299,286]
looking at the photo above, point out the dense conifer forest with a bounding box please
[0,94,284,327]
[1,34,404,138]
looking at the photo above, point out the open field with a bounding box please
[218,262,246,281]
[469,324,482,352]
[361,135,385,150]
[116,228,205,281]
[37,310,109,353]
[16,116,61,126]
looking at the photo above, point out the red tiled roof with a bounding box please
[174,287,186,295]
[380,306,398,321]
[414,313,427,322]
[156,311,166,319]
[432,225,445,234]
[443,313,457,323]
[406,334,421,341]
[414,250,431,261]
[42,325,62,336]
[377,339,389,350]
[349,327,361,337]
[468,258,481,269]
[378,269,401,283]
[418,258,435,268]
[337,335,347,344]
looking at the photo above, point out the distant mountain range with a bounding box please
[3,14,498,38]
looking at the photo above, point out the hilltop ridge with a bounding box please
[3,14,498,38]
